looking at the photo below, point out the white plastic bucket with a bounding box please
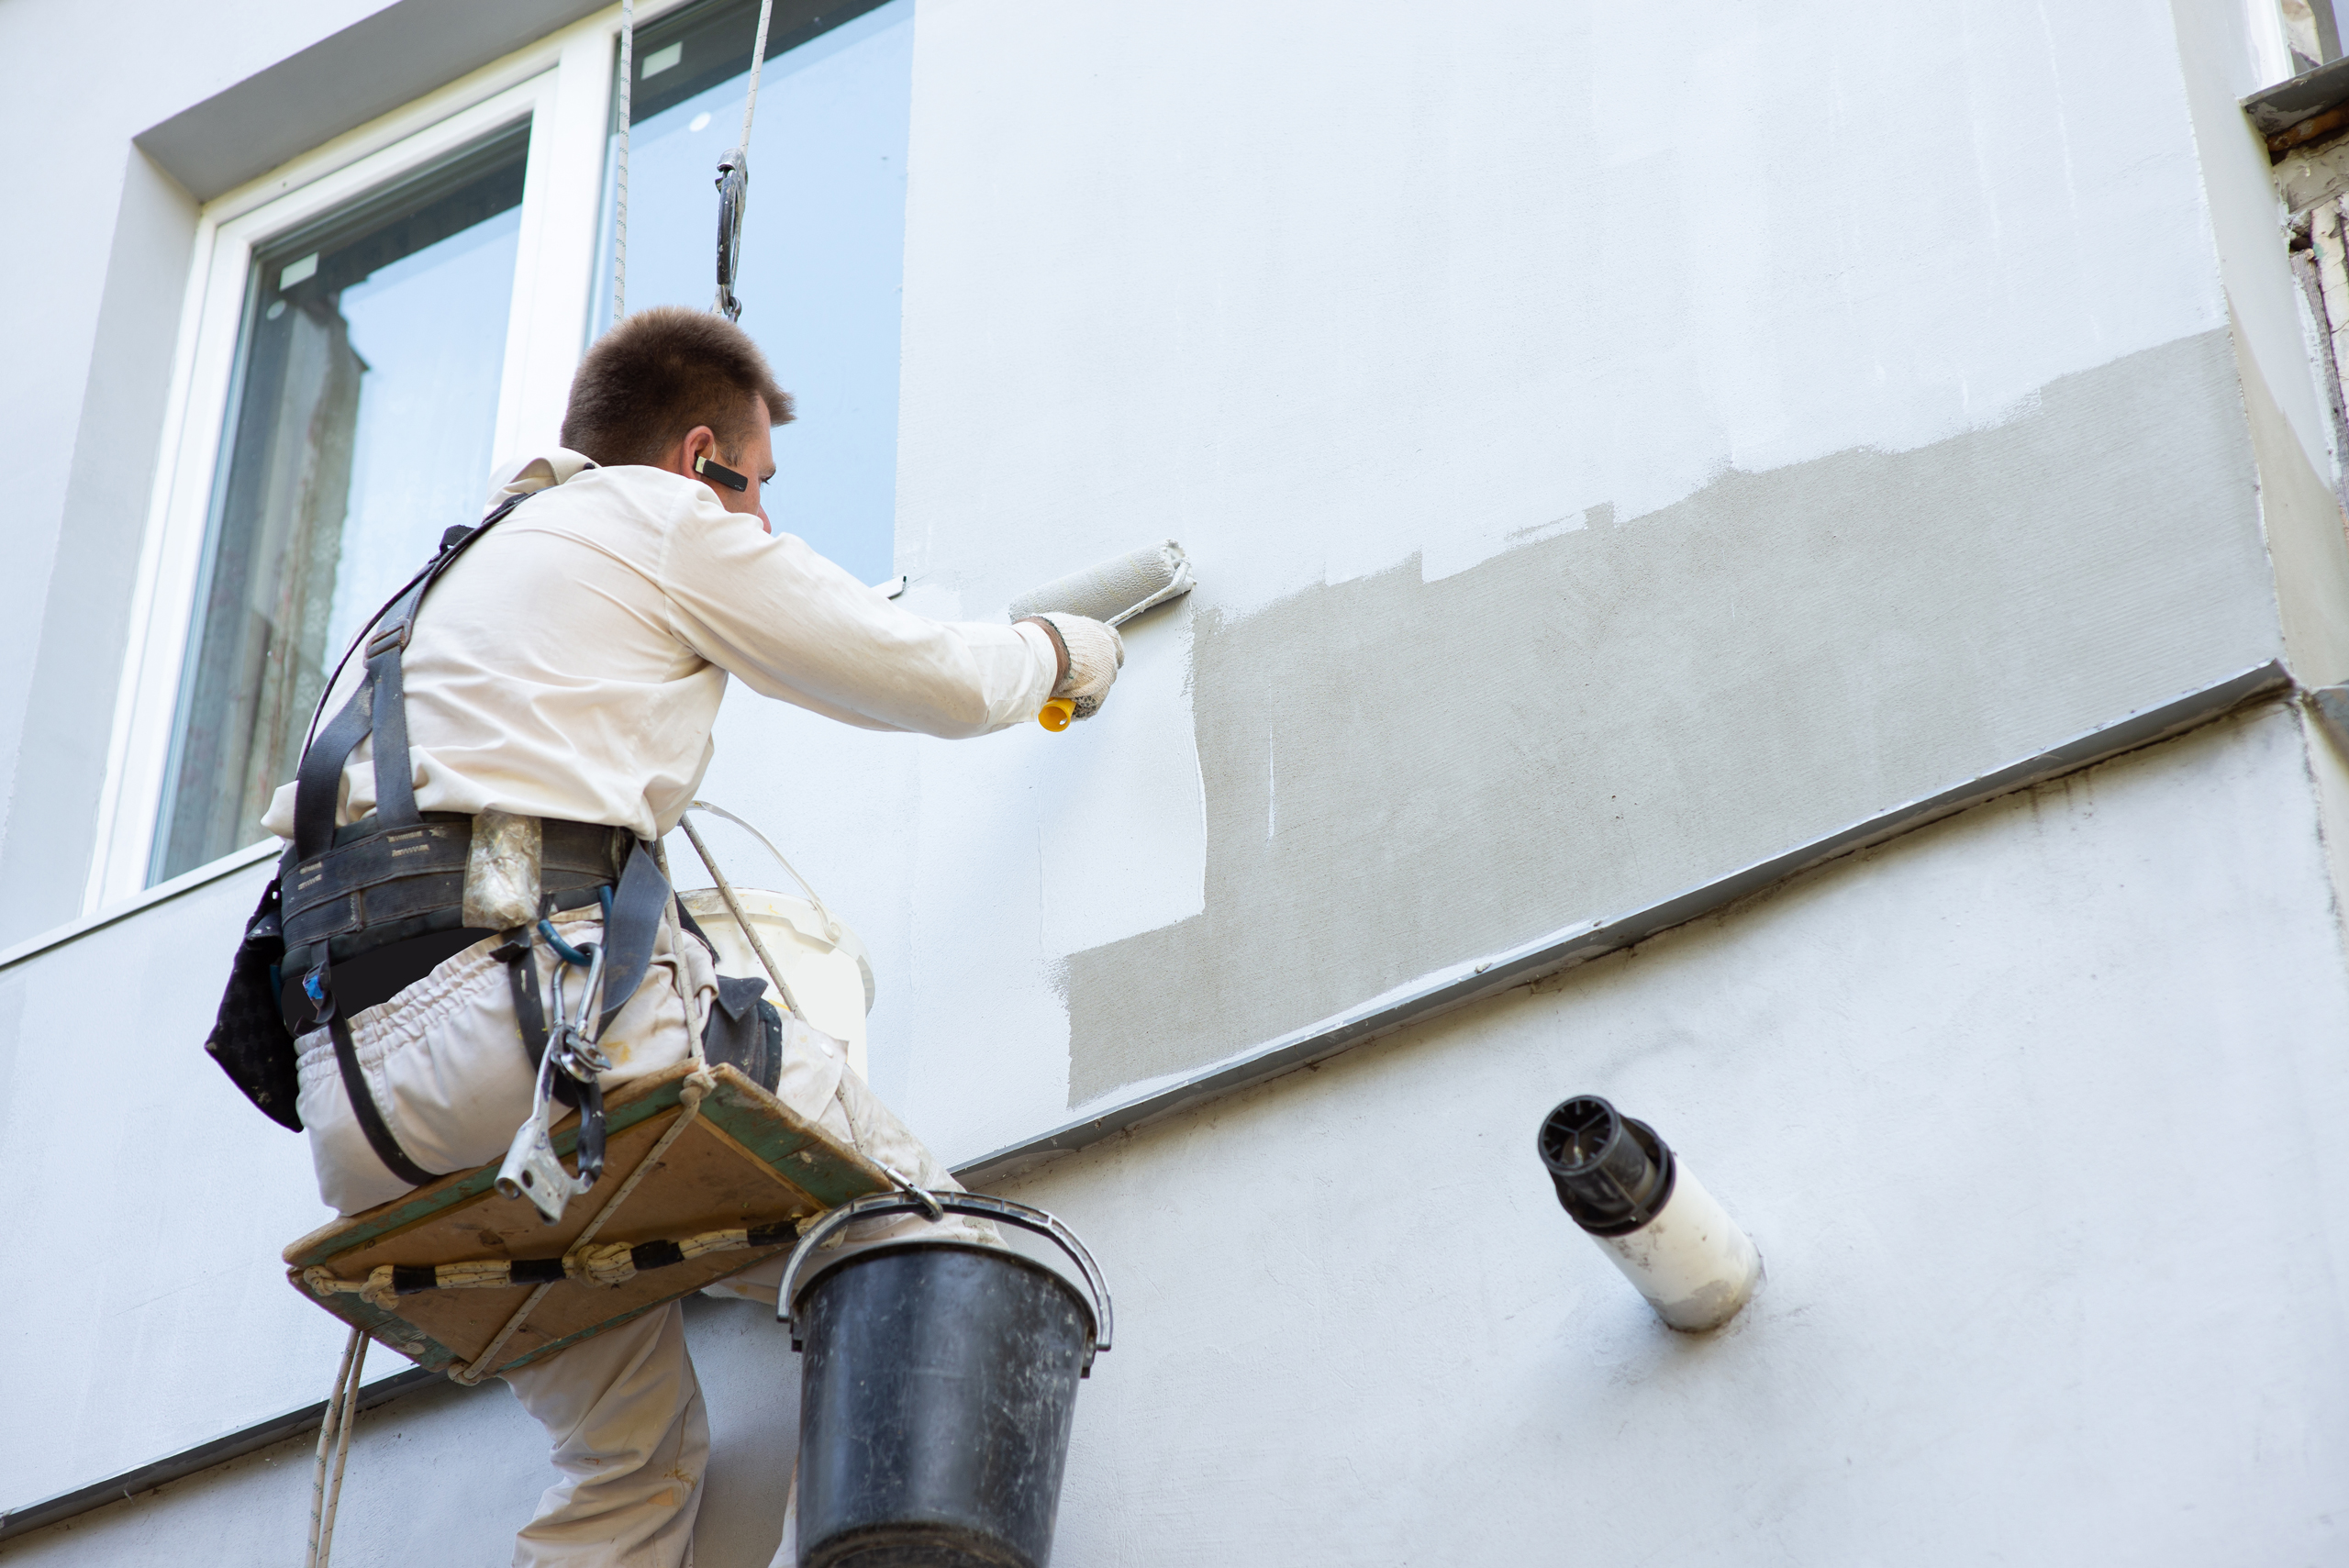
[677,888,875,1081]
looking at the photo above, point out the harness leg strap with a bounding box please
[328,1015,444,1188]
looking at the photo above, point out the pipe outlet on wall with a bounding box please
[1537,1095,1762,1332]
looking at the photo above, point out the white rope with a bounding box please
[687,799,844,943]
[712,0,776,317]
[679,805,877,1160]
[611,0,634,328]
[678,812,806,1017]
[303,1224,777,1307]
[304,1323,367,1568]
[739,0,776,154]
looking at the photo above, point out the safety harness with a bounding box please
[205,488,775,1198]
[287,492,668,1188]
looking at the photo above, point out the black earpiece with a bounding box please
[694,454,751,493]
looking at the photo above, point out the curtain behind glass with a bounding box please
[591,0,911,588]
[153,130,529,883]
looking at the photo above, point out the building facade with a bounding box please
[5,0,2349,1560]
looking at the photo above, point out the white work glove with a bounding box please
[1035,612,1125,718]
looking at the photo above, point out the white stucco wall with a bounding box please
[7,0,2349,1551]
[11,699,2347,1562]
[701,0,2302,1165]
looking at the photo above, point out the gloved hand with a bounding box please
[1034,612,1125,718]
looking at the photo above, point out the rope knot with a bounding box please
[567,1240,638,1287]
[358,1264,399,1311]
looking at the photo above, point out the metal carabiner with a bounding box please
[495,1045,598,1225]
[540,920,612,1078]
[495,919,613,1224]
[714,148,748,321]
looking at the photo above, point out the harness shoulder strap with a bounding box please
[292,490,536,861]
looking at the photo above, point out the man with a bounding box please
[262,306,1125,1564]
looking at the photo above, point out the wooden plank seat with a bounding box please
[282,1060,891,1382]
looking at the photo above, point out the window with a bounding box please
[591,0,915,587]
[93,59,604,906]
[94,1,907,905]
[150,130,531,882]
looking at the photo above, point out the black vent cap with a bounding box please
[1537,1095,1676,1237]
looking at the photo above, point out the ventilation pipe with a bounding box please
[1537,1095,1762,1331]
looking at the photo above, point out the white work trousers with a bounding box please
[299,914,975,1567]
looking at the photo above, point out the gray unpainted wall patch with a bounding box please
[1064,328,2278,1106]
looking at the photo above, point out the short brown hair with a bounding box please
[560,306,794,467]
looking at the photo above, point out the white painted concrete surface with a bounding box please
[849,0,2296,1153]
[0,858,354,1507]
[14,700,2348,1563]
[1021,704,2349,1565]
[896,0,2228,625]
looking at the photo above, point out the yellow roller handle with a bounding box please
[1037,698,1074,731]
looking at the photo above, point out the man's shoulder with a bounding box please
[491,463,700,544]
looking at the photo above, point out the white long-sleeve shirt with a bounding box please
[261,450,1057,841]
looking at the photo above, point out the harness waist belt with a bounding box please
[276,814,631,1036]
[280,813,629,962]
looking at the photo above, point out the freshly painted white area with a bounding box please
[899,605,1205,1157]
[896,0,2227,624]
[17,705,2349,1562]
[1031,610,1206,957]
[675,599,1206,1155]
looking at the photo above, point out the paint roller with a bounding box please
[1008,539,1196,729]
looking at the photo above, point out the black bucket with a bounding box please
[779,1192,1114,1568]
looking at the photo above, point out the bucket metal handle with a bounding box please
[777,1191,1115,1373]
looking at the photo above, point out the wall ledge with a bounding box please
[0,838,278,976]
[962,659,2295,1185]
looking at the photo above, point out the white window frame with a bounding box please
[83,9,662,911]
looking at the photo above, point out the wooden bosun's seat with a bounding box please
[283,1060,890,1382]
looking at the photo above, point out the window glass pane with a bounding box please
[153,129,529,884]
[592,0,912,588]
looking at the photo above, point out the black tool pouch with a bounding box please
[703,973,784,1093]
[204,876,304,1132]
